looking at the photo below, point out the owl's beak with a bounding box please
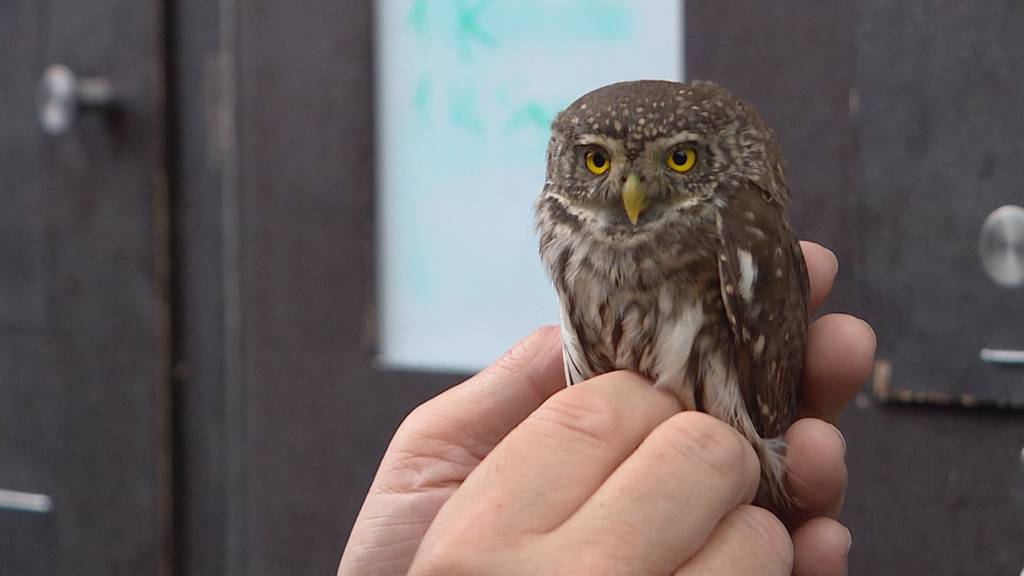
[622,173,648,225]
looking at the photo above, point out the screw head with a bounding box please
[38,64,78,135]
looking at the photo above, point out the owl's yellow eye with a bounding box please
[585,149,611,175]
[666,147,697,172]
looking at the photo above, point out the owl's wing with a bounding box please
[715,185,809,439]
[558,298,591,387]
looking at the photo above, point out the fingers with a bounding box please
[792,517,851,576]
[350,327,566,574]
[800,241,838,313]
[552,412,761,574]
[784,419,849,575]
[390,326,565,470]
[785,418,847,521]
[673,505,793,576]
[798,242,876,422]
[431,371,680,535]
[799,314,876,422]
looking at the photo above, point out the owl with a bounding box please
[534,80,809,516]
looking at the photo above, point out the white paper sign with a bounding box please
[376,0,684,372]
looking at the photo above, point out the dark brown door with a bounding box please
[851,1,1024,571]
[0,1,171,574]
[859,0,1024,408]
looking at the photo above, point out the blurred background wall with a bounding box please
[1,1,1022,574]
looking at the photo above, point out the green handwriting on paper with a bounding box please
[455,0,496,59]
[403,0,636,139]
[506,100,559,132]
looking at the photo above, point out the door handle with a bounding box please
[37,64,115,136]
[979,348,1024,365]
[979,204,1024,289]
[978,206,1024,366]
[0,488,53,514]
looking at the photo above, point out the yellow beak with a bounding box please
[622,173,648,225]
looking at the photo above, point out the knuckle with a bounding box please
[491,325,559,376]
[659,411,756,480]
[491,335,533,376]
[392,402,439,449]
[398,402,432,434]
[529,386,624,448]
[731,505,794,569]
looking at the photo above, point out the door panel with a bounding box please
[0,2,47,334]
[853,3,1024,569]
[858,0,1024,406]
[0,506,56,576]
[0,0,170,574]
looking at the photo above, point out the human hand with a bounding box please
[338,241,874,575]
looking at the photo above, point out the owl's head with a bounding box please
[541,80,783,240]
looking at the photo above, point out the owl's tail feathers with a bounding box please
[752,436,798,525]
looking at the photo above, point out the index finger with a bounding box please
[389,327,565,472]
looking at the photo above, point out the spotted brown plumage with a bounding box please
[534,80,809,518]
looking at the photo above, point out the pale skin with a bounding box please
[338,242,875,576]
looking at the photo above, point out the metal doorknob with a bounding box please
[979,204,1024,289]
[37,64,115,135]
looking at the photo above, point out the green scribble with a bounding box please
[461,0,635,47]
[455,0,496,59]
[449,88,483,134]
[413,77,430,119]
[506,100,555,132]
[584,0,632,41]
[407,0,428,37]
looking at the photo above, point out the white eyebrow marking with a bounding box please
[646,131,704,151]
[574,134,626,151]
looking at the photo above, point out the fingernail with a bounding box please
[824,246,839,275]
[857,316,878,348]
[830,422,847,456]
[843,527,853,574]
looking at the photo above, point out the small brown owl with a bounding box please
[535,80,809,517]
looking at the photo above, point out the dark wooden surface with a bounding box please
[235,2,460,573]
[169,0,233,574]
[170,1,460,574]
[0,0,171,574]
[0,510,55,576]
[689,1,1024,574]
[858,0,1024,405]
